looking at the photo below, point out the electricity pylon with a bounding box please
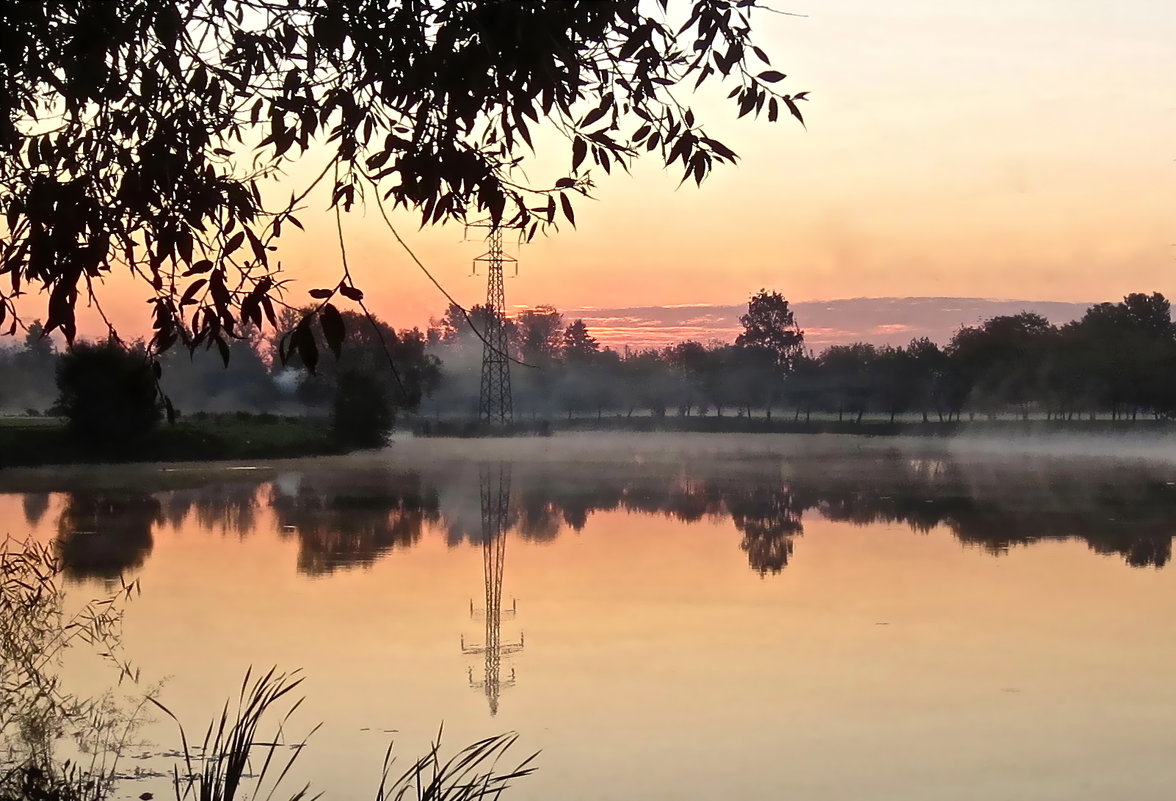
[473,228,515,425]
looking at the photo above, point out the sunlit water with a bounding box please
[4,433,1176,801]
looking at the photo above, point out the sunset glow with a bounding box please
[23,0,1176,347]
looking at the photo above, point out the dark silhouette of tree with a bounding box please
[54,340,161,448]
[514,306,565,364]
[1066,293,1176,419]
[819,343,877,423]
[332,369,395,448]
[0,2,804,361]
[947,313,1055,419]
[561,319,600,363]
[282,309,440,418]
[906,337,947,422]
[736,290,805,371]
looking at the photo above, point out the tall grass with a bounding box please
[375,731,537,801]
[1,536,147,801]
[152,669,537,801]
[151,668,318,801]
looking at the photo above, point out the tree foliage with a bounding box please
[736,288,804,369]
[0,1,805,365]
[422,291,1176,423]
[54,340,162,447]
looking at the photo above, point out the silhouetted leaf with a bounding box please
[320,303,345,359]
[572,137,588,170]
[757,70,787,83]
[223,232,245,255]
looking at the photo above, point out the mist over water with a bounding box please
[6,435,1176,801]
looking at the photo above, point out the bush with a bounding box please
[331,369,395,448]
[54,340,160,449]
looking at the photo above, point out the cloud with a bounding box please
[560,297,1094,351]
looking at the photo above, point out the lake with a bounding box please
[5,433,1176,801]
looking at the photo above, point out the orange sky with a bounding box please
[23,1,1176,341]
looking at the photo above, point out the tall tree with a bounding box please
[736,290,805,371]
[561,319,600,363]
[514,305,565,364]
[0,2,805,360]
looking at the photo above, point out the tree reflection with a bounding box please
[20,492,50,527]
[55,492,160,580]
[272,472,441,575]
[726,485,805,575]
[24,454,1176,578]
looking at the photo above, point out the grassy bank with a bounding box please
[0,413,344,468]
[413,414,1176,438]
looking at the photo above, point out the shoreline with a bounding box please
[3,415,1176,471]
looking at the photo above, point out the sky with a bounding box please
[42,0,1176,343]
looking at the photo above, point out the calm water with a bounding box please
[5,434,1176,800]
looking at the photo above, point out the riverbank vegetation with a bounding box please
[421,291,1176,425]
[3,291,1175,463]
[0,536,535,801]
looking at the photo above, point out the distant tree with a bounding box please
[159,322,278,413]
[54,340,161,448]
[905,337,948,422]
[819,344,877,423]
[947,313,1055,419]
[281,310,441,418]
[1068,293,1176,418]
[514,306,565,364]
[736,290,805,371]
[667,340,711,416]
[561,319,600,363]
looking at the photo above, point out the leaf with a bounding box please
[215,335,230,367]
[784,96,806,127]
[223,231,245,255]
[183,259,214,276]
[572,137,588,171]
[555,177,576,189]
[757,70,787,83]
[295,324,319,374]
[308,288,333,299]
[339,285,364,301]
[319,303,345,359]
[560,193,575,226]
[244,227,267,265]
[180,279,207,306]
[580,104,609,130]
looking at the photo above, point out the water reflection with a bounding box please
[270,470,441,575]
[12,454,1176,586]
[460,465,524,716]
[55,492,160,580]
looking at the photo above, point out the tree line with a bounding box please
[0,309,439,449]
[4,290,1175,439]
[421,290,1176,423]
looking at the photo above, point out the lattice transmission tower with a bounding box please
[473,228,516,425]
[460,464,524,716]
